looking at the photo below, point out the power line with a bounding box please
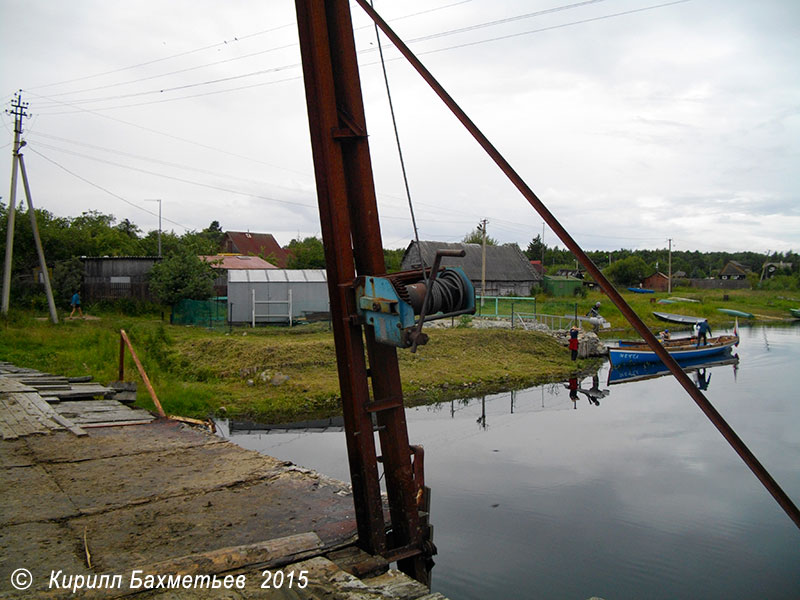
[362,0,614,51]
[26,24,296,91]
[410,0,693,57]
[24,0,670,113]
[28,147,192,230]
[25,1,472,102]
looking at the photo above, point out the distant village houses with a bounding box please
[401,241,540,297]
[222,231,290,268]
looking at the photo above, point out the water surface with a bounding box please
[218,324,800,599]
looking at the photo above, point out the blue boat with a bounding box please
[607,334,739,367]
[628,287,654,293]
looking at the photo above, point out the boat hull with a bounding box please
[608,335,738,367]
[653,311,705,325]
[717,308,754,318]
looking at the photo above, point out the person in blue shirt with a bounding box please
[696,320,711,347]
[70,291,83,318]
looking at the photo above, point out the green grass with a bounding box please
[2,287,793,423]
[1,310,596,423]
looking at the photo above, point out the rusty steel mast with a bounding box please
[294,0,430,583]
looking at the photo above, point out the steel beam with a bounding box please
[294,0,426,578]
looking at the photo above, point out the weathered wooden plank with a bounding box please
[0,397,42,436]
[48,412,88,437]
[39,387,114,399]
[67,411,154,424]
[12,392,63,431]
[0,414,19,439]
[80,420,155,428]
[0,376,37,393]
[135,532,325,577]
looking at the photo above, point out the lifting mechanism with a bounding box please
[294,0,474,585]
[295,0,799,588]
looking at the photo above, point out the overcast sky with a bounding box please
[1,0,798,254]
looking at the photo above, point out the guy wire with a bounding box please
[370,0,427,279]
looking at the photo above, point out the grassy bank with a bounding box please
[0,310,596,423]
[521,287,799,334]
[2,288,794,422]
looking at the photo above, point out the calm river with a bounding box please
[218,324,800,599]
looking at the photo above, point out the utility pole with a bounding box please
[668,238,672,293]
[479,218,488,307]
[1,93,25,315]
[541,221,545,265]
[145,198,162,257]
[1,92,58,322]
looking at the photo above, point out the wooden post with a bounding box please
[119,329,166,417]
[118,335,125,380]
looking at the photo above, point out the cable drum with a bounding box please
[423,269,470,315]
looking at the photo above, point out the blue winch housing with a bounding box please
[355,267,475,349]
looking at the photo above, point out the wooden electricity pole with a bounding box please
[480,218,487,307]
[668,237,673,294]
[1,93,58,323]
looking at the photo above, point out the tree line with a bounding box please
[3,205,797,308]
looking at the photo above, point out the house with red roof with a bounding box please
[222,232,290,268]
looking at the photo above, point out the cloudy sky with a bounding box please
[1,0,798,254]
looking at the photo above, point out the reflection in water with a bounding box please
[217,326,800,600]
[607,354,740,386]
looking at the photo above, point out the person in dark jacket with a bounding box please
[696,320,711,347]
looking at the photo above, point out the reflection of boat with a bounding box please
[653,311,705,325]
[628,287,654,293]
[717,308,754,318]
[789,308,800,319]
[608,335,739,366]
[607,355,739,385]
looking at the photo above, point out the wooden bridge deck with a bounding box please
[0,366,444,599]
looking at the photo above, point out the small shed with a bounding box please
[719,261,749,280]
[641,271,670,292]
[82,256,160,302]
[227,269,328,325]
[542,275,582,297]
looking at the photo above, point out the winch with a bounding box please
[355,249,475,351]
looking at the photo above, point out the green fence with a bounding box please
[172,297,228,329]
[475,296,537,318]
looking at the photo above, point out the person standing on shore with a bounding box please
[70,291,83,318]
[569,325,579,360]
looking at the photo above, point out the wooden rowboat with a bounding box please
[608,334,739,367]
[653,311,705,325]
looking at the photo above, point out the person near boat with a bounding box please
[696,320,712,347]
